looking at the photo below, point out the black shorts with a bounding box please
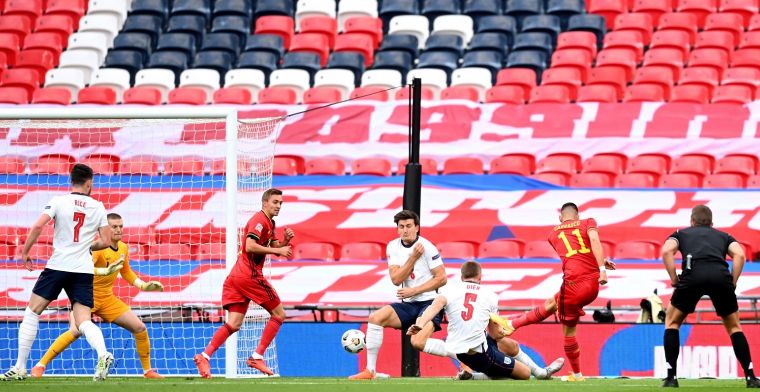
[390,299,444,332]
[456,336,516,379]
[32,268,94,308]
[670,270,738,317]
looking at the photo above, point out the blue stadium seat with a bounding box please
[505,0,544,29]
[568,14,607,49]
[171,0,212,22]
[372,50,413,75]
[201,32,241,57]
[237,51,280,81]
[157,33,196,58]
[211,15,251,41]
[506,50,547,80]
[122,15,163,44]
[476,15,518,47]
[521,15,562,41]
[167,15,207,43]
[546,0,585,30]
[469,32,509,55]
[417,51,459,80]
[513,32,554,56]
[464,0,503,19]
[213,0,252,19]
[327,52,366,85]
[422,0,462,23]
[282,52,321,81]
[194,51,234,76]
[462,50,503,76]
[130,0,169,21]
[244,34,285,57]
[379,34,419,58]
[380,0,420,31]
[254,0,294,18]
[424,34,465,56]
[113,32,153,60]
[104,50,145,83]
[148,52,189,83]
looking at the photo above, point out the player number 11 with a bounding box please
[557,229,591,258]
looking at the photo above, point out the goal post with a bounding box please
[0,107,283,377]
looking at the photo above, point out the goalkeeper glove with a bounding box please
[135,279,164,292]
[94,255,125,276]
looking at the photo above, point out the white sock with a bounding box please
[515,348,545,378]
[423,338,456,358]
[201,352,211,360]
[15,307,39,370]
[365,323,383,372]
[251,352,264,360]
[78,320,107,358]
[471,372,491,380]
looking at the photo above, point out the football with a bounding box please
[341,329,366,354]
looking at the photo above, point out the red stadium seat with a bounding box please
[31,153,74,174]
[541,68,583,100]
[352,158,392,176]
[695,31,734,58]
[731,49,760,71]
[704,173,747,188]
[443,157,484,175]
[33,14,74,43]
[273,156,299,176]
[82,154,119,175]
[740,31,760,50]
[670,85,710,103]
[0,86,29,104]
[44,0,86,24]
[168,87,207,105]
[750,14,760,31]
[490,154,536,175]
[659,173,703,187]
[530,172,571,186]
[394,86,436,100]
[615,240,658,259]
[438,241,477,260]
[398,157,438,175]
[0,156,24,174]
[340,242,384,261]
[295,242,338,261]
[747,175,760,188]
[305,158,346,175]
[657,12,698,45]
[1,68,39,99]
[164,157,205,175]
[4,0,42,25]
[628,153,671,175]
[441,86,480,102]
[117,157,159,175]
[148,244,192,261]
[259,87,298,104]
[719,0,757,26]
[303,86,342,104]
[28,243,53,260]
[344,16,383,49]
[672,153,714,175]
[208,159,254,176]
[537,153,582,174]
[213,87,253,104]
[615,172,659,187]
[22,32,63,59]
[582,153,627,175]
[524,241,559,259]
[77,86,117,105]
[623,84,665,102]
[570,172,615,187]
[529,85,571,104]
[712,85,754,104]
[550,49,592,82]
[299,16,338,48]
[350,86,389,101]
[721,67,760,89]
[556,32,598,58]
[0,33,19,66]
[195,243,226,260]
[334,33,374,66]
[290,33,330,66]
[277,155,306,174]
[614,12,654,44]
[14,49,55,80]
[255,16,295,48]
[677,0,718,27]
[478,240,524,258]
[0,15,31,41]
[632,0,671,26]
[495,68,536,97]
[587,67,627,97]
[634,66,675,99]
[703,12,744,45]
[678,67,719,94]
[603,30,645,61]
[716,154,758,176]
[0,226,20,246]
[123,87,162,105]
[589,0,627,28]
[643,48,684,80]
[577,85,619,102]
[595,48,638,81]
[36,224,54,244]
[485,85,525,104]
[650,30,691,61]
[31,86,70,104]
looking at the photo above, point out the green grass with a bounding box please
[1,377,753,392]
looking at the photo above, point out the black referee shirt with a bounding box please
[667,225,738,272]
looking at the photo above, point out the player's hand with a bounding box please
[604,258,616,271]
[397,287,417,299]
[21,253,34,271]
[278,245,292,258]
[94,255,125,276]
[599,270,608,285]
[411,243,424,260]
[406,324,422,336]
[140,280,164,292]
[283,228,295,242]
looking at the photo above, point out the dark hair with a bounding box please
[107,213,122,220]
[394,210,420,226]
[461,260,481,280]
[71,163,94,186]
[561,202,579,213]
[691,205,713,226]
[261,188,283,202]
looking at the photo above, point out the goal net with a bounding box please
[0,108,282,377]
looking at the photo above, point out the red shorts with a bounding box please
[222,275,281,313]
[554,278,599,327]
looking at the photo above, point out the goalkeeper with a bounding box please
[31,213,164,379]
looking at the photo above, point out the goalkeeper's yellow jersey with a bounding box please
[92,241,138,299]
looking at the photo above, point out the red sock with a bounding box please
[564,336,581,374]
[255,316,283,356]
[204,323,239,357]
[512,305,551,329]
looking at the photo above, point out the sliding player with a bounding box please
[31,213,165,379]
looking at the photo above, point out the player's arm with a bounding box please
[93,250,124,276]
[20,214,52,270]
[119,250,164,291]
[270,228,295,248]
[400,265,447,298]
[661,238,680,286]
[587,228,608,285]
[245,237,290,257]
[90,224,113,251]
[407,294,447,336]
[389,242,424,286]
[727,241,746,287]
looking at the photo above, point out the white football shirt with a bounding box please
[42,193,108,274]
[439,280,499,354]
[386,235,443,302]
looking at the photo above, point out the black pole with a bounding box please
[401,78,423,377]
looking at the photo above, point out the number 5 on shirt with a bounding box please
[461,293,478,321]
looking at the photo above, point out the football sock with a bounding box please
[515,348,545,378]
[512,305,551,329]
[563,336,581,374]
[255,316,283,356]
[365,323,384,372]
[731,332,756,379]
[423,338,455,358]
[78,320,107,358]
[664,328,680,379]
[37,330,78,367]
[133,330,152,372]
[15,307,39,370]
[203,323,239,358]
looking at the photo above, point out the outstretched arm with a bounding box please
[407,295,447,335]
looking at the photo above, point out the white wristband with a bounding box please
[134,278,145,289]
[599,266,606,272]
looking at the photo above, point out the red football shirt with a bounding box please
[229,210,277,279]
[547,218,600,282]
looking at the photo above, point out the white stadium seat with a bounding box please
[269,69,311,103]
[179,69,221,103]
[295,0,337,30]
[337,0,378,32]
[406,68,448,99]
[44,68,86,100]
[314,69,355,99]
[224,69,266,103]
[433,15,474,44]
[361,69,402,88]
[90,68,131,103]
[68,32,110,63]
[88,0,129,27]
[78,14,121,43]
[135,69,177,103]
[388,15,429,49]
[451,67,493,101]
[58,50,100,82]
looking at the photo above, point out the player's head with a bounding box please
[690,204,713,227]
[107,213,123,242]
[460,260,482,283]
[70,163,94,194]
[394,210,420,243]
[261,188,283,217]
[559,202,579,222]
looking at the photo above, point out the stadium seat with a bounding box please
[211,15,250,41]
[295,0,335,26]
[478,240,523,258]
[461,51,502,78]
[695,31,734,58]
[237,51,280,81]
[688,49,729,76]
[529,85,571,103]
[671,154,714,175]
[135,69,176,103]
[634,66,675,99]
[588,0,626,29]
[202,32,242,58]
[549,0,585,30]
[77,86,117,105]
[388,15,429,49]
[577,83,621,102]
[305,158,346,175]
[303,86,342,104]
[748,175,760,188]
[704,173,747,188]
[530,172,571,185]
[258,86,297,104]
[586,67,626,97]
[300,16,338,48]
[290,33,330,67]
[223,69,265,99]
[338,0,378,32]
[670,85,710,103]
[715,154,758,176]
[78,14,120,43]
[536,153,581,174]
[650,30,691,61]
[541,68,583,100]
[524,240,559,258]
[425,33,465,57]
[164,157,205,175]
[614,13,654,44]
[78,154,119,176]
[282,52,322,81]
[506,0,544,28]
[406,68,449,98]
[193,51,234,77]
[158,29,196,52]
[148,243,192,261]
[334,33,375,67]
[362,69,403,90]
[659,173,703,187]
[522,15,562,41]
[340,242,384,261]
[603,31,645,62]
[179,69,221,102]
[31,154,74,174]
[255,15,295,48]
[351,158,392,176]
[552,50,594,80]
[380,0,420,28]
[22,32,63,59]
[615,173,659,188]
[129,0,169,20]
[623,84,665,102]
[344,16,383,49]
[254,0,294,18]
[398,157,438,175]
[147,51,189,84]
[295,242,337,261]
[632,0,670,26]
[712,85,754,104]
[45,0,86,24]
[469,32,510,56]
[349,86,390,101]
[66,33,109,65]
[244,34,285,58]
[194,243,226,261]
[595,48,638,81]
[513,32,554,57]
[557,32,598,61]
[1,69,39,99]
[432,15,474,44]
[88,0,128,25]
[270,68,312,101]
[490,154,535,175]
[422,0,461,23]
[0,15,32,42]
[117,156,160,175]
[567,14,607,47]
[0,33,19,67]
[168,87,207,105]
[315,68,357,98]
[731,49,760,72]
[104,50,145,84]
[464,0,503,19]
[31,87,71,104]
[15,49,55,80]
[123,86,163,105]
[506,51,548,80]
[615,241,658,259]
[571,172,615,187]
[214,0,252,19]
[719,0,757,26]
[704,12,744,45]
[496,68,536,97]
[378,34,419,59]
[437,241,477,260]
[122,14,163,44]
[678,67,720,95]
[476,15,518,46]
[441,86,481,102]
[0,87,29,104]
[272,156,299,176]
[373,51,413,76]
[627,153,671,175]
[583,153,627,175]
[0,157,25,174]
[643,48,684,80]
[677,0,718,27]
[44,68,85,98]
[485,85,525,103]
[451,67,493,96]
[4,0,42,25]
[442,157,484,174]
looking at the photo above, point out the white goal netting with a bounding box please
[0,111,282,377]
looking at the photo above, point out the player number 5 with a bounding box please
[73,212,85,242]
[461,293,478,321]
[558,229,591,258]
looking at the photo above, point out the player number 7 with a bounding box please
[73,212,86,242]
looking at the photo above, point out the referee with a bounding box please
[661,205,759,388]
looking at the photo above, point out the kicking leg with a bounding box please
[492,296,557,335]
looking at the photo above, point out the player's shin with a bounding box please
[730,332,756,380]
[133,330,152,372]
[664,328,680,379]
[512,305,551,330]
[563,336,582,376]
[78,320,108,358]
[37,331,78,368]
[204,323,239,358]
[15,308,40,370]
[514,348,546,378]
[365,323,384,371]
[423,338,456,358]
[254,315,283,358]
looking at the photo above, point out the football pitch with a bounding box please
[3,377,752,391]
